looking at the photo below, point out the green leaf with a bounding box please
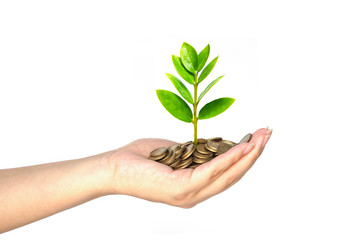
[172,55,195,84]
[198,56,218,84]
[156,90,193,123]
[198,97,235,120]
[180,42,198,73]
[197,44,210,72]
[165,73,193,104]
[198,75,224,102]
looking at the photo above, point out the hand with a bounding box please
[0,127,271,232]
[107,128,272,208]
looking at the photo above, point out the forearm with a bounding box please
[0,152,112,233]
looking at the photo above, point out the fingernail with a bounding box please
[243,143,255,155]
[262,134,271,148]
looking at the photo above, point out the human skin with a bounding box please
[0,128,272,233]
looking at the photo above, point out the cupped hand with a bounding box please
[107,128,272,208]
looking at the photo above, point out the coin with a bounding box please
[149,134,251,169]
[193,150,213,159]
[169,144,181,152]
[205,140,219,153]
[221,140,236,147]
[149,155,165,161]
[189,163,201,169]
[159,149,176,165]
[169,158,181,168]
[174,145,185,158]
[181,143,195,160]
[197,138,207,144]
[207,137,222,142]
[196,144,213,155]
[181,141,192,146]
[217,142,233,155]
[149,147,168,160]
[193,156,209,164]
[239,133,252,144]
[176,157,193,169]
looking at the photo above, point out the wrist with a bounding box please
[83,150,118,197]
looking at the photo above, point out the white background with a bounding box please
[1,0,359,239]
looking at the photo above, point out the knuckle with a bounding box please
[225,177,238,188]
[210,168,222,181]
[170,187,198,208]
[172,197,189,208]
[180,202,197,209]
[173,192,188,203]
[168,172,198,207]
[171,186,190,205]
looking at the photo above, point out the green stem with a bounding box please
[193,72,198,145]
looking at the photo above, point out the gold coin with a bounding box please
[196,144,213,155]
[189,163,201,169]
[207,137,222,142]
[159,149,176,165]
[174,156,192,169]
[181,141,193,146]
[178,155,191,165]
[197,138,207,144]
[149,157,164,161]
[193,150,213,160]
[177,158,193,169]
[169,144,181,152]
[175,145,185,158]
[149,136,246,169]
[239,133,252,144]
[169,158,181,168]
[181,143,195,160]
[149,147,168,160]
[221,140,236,147]
[205,141,219,153]
[191,165,200,168]
[149,155,166,161]
[217,142,233,155]
[193,156,210,164]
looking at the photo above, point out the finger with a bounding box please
[143,138,178,152]
[260,129,273,154]
[192,132,271,203]
[237,128,272,170]
[188,128,268,191]
[126,138,178,157]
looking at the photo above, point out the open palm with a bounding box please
[108,128,272,208]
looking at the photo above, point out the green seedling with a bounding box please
[156,42,235,145]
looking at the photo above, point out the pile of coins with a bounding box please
[148,133,252,170]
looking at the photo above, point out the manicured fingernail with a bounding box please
[243,143,255,155]
[262,134,271,148]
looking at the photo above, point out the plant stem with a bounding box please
[193,72,198,145]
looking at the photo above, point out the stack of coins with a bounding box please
[148,133,252,170]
